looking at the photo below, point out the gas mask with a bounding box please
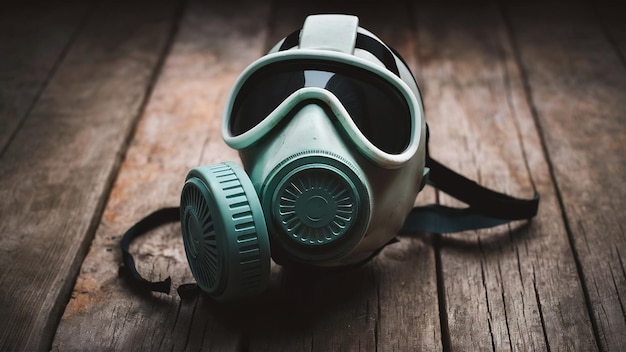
[120,15,539,302]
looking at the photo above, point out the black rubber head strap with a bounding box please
[426,156,539,220]
[401,125,539,234]
[119,207,179,293]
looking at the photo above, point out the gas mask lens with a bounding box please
[228,60,413,155]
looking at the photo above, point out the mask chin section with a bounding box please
[262,152,371,265]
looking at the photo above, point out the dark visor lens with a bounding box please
[229,61,412,154]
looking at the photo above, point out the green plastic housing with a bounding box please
[180,162,271,302]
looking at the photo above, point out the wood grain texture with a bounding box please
[52,0,271,350]
[0,1,180,350]
[507,2,626,350]
[0,0,90,153]
[0,0,619,350]
[415,3,597,350]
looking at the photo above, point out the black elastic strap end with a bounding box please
[177,283,201,300]
[119,207,179,295]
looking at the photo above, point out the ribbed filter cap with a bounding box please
[267,155,370,264]
[180,162,270,302]
[275,167,357,245]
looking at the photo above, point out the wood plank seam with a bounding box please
[532,268,551,351]
[0,1,95,158]
[501,4,604,351]
[114,0,189,168]
[608,262,626,321]
[418,2,597,349]
[434,234,452,352]
[44,3,189,350]
[0,0,186,349]
[478,243,499,352]
[52,0,272,349]
[495,253,515,352]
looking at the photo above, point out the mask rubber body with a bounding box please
[177,14,427,302]
[228,15,427,267]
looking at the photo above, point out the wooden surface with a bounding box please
[0,0,623,351]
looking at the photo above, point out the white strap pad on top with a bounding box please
[300,15,359,54]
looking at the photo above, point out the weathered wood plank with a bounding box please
[0,1,90,153]
[596,2,626,63]
[0,1,181,350]
[507,2,626,350]
[415,2,597,350]
[52,0,272,350]
[373,234,441,351]
[247,1,441,351]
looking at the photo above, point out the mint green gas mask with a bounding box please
[120,14,539,303]
[180,15,426,300]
